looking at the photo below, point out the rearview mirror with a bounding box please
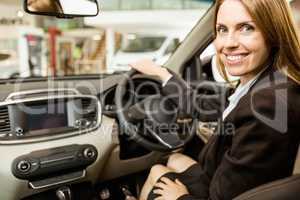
[24,0,99,18]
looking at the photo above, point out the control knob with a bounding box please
[83,147,96,159]
[17,160,31,173]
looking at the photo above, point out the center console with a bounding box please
[0,91,101,144]
[21,182,96,200]
[0,90,109,200]
[11,144,98,197]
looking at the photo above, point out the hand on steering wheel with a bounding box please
[129,59,172,83]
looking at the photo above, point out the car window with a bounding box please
[0,0,214,79]
[121,35,166,53]
[164,38,180,55]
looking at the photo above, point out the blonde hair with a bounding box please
[214,0,300,84]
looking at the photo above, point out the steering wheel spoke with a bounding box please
[145,125,185,149]
[124,95,156,122]
[116,69,196,151]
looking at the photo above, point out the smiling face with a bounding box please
[214,0,270,84]
[28,0,58,13]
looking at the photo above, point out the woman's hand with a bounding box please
[153,177,189,200]
[129,59,172,82]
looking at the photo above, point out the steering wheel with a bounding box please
[115,69,197,152]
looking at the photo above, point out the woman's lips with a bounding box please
[223,53,249,66]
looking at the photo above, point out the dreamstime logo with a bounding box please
[217,121,235,136]
[8,70,229,142]
[11,75,100,115]
[11,68,290,139]
[115,73,228,120]
[119,118,197,142]
[250,70,288,134]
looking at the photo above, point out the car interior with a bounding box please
[0,0,299,200]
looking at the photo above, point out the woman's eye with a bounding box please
[240,24,254,32]
[216,26,227,34]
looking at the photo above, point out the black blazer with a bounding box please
[161,67,300,200]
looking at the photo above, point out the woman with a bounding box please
[28,0,62,13]
[129,0,300,200]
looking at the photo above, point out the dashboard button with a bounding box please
[15,127,23,133]
[17,160,31,173]
[75,119,91,128]
[83,148,96,159]
[15,127,24,136]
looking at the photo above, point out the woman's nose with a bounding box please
[224,32,239,48]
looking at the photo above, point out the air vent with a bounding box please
[0,106,11,135]
[6,89,80,101]
[81,98,97,122]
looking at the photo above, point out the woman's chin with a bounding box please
[225,69,243,77]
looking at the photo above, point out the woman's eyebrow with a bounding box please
[216,23,226,27]
[216,21,255,26]
[237,21,255,25]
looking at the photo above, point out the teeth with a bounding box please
[227,55,243,61]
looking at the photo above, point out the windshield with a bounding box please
[121,35,166,53]
[0,0,214,79]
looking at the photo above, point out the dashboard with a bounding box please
[101,77,161,117]
[0,93,100,144]
[0,74,165,200]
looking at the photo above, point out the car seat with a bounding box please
[234,145,300,200]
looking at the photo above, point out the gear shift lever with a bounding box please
[56,186,72,200]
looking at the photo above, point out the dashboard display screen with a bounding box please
[25,102,68,131]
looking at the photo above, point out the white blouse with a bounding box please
[222,69,267,121]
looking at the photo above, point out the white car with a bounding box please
[109,34,180,72]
